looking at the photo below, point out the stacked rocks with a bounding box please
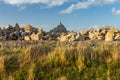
[0,23,119,41]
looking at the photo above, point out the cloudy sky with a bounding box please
[0,0,120,31]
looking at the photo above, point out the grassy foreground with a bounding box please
[0,41,120,80]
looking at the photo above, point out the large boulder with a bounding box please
[2,29,9,37]
[80,30,89,40]
[24,24,33,32]
[37,28,43,34]
[0,36,6,41]
[24,36,31,41]
[14,31,21,37]
[114,34,120,41]
[5,25,14,33]
[8,32,18,40]
[46,34,58,41]
[80,30,88,35]
[105,30,118,41]
[14,23,21,31]
[88,30,98,40]
[59,31,82,42]
[7,31,21,40]
[0,28,3,37]
[97,32,105,40]
[37,28,46,37]
[31,28,47,40]
[67,31,77,41]
[99,26,114,31]
[30,33,40,40]
[75,33,82,41]
[59,34,69,42]
[114,30,120,41]
[21,32,31,37]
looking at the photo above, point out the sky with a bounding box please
[0,0,120,32]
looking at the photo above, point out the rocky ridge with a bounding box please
[0,23,120,41]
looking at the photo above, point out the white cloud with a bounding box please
[112,8,120,15]
[2,0,120,14]
[3,0,67,8]
[60,0,119,14]
[60,0,93,14]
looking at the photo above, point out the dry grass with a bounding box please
[0,41,119,80]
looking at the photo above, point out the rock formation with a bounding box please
[0,23,120,41]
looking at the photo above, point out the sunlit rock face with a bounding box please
[105,29,119,41]
[24,36,31,41]
[24,24,33,32]
[59,31,82,42]
[31,33,40,40]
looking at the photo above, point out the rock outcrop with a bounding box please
[0,23,120,41]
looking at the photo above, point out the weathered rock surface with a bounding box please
[31,33,40,40]
[59,31,82,42]
[24,24,33,32]
[0,28,3,37]
[14,23,21,31]
[24,36,31,41]
[105,29,119,41]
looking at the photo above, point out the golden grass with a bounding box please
[0,41,119,80]
[0,56,6,73]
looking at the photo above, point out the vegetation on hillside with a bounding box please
[0,41,120,80]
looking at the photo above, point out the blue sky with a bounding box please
[0,0,120,32]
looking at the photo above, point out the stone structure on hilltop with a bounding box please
[49,22,68,34]
[47,22,68,41]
